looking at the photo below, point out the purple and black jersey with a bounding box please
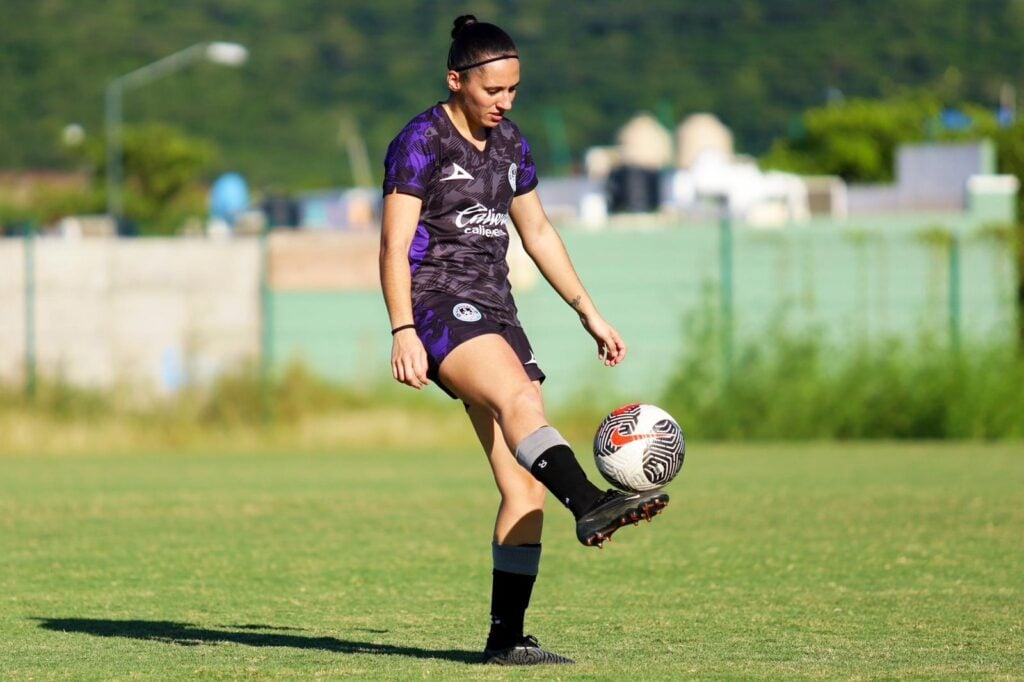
[383,103,539,326]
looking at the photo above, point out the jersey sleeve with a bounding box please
[515,135,539,196]
[383,125,436,199]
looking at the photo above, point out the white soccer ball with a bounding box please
[593,403,685,492]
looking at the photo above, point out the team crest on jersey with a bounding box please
[508,163,517,191]
[453,302,483,322]
[442,163,474,182]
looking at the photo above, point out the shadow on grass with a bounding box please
[34,617,479,664]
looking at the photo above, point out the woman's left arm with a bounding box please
[509,190,626,367]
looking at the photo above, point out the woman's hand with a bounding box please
[391,328,431,389]
[580,314,627,367]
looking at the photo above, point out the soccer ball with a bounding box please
[593,403,685,492]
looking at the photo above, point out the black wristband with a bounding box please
[391,324,416,336]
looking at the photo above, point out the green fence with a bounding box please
[266,214,1019,407]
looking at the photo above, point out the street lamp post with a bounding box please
[105,41,248,220]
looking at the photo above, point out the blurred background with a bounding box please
[2,0,1023,450]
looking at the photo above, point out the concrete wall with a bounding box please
[0,240,27,385]
[0,236,261,393]
[898,142,991,210]
[847,141,1000,215]
[1,215,1017,407]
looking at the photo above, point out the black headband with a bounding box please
[448,53,519,72]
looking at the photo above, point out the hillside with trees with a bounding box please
[3,0,1023,189]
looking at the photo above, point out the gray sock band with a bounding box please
[514,425,569,470]
[492,542,542,576]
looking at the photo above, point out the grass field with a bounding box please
[2,441,1022,680]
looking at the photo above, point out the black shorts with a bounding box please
[412,292,546,400]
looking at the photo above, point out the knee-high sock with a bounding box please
[515,426,603,518]
[486,542,541,649]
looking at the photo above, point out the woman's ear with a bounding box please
[446,70,463,93]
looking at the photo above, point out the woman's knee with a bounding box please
[495,380,544,423]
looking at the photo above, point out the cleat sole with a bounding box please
[577,491,670,547]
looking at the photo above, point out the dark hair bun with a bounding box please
[451,15,478,39]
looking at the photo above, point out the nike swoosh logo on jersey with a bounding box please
[609,427,670,447]
[524,352,538,366]
[441,163,474,182]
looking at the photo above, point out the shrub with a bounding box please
[661,323,1024,440]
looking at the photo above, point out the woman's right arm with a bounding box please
[379,191,431,389]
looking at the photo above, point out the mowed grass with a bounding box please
[1,442,1022,680]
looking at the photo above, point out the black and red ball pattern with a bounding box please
[593,403,685,491]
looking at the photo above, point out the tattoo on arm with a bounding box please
[570,295,582,309]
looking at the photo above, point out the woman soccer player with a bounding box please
[379,15,669,666]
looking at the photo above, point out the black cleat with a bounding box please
[576,489,669,547]
[483,635,575,665]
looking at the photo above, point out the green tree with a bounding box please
[994,119,1024,220]
[760,97,944,181]
[89,123,217,235]
[993,120,1024,348]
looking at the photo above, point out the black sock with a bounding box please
[486,569,536,649]
[530,444,603,518]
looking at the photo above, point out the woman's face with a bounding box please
[448,57,520,130]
